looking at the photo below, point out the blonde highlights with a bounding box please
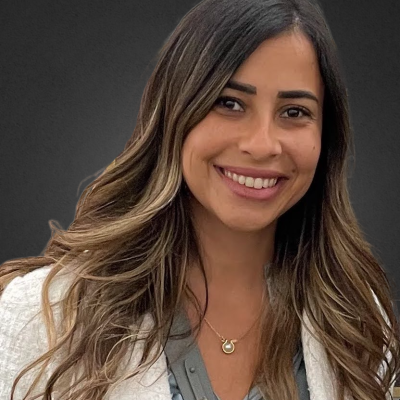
[1,0,399,399]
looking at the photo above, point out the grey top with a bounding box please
[164,310,310,400]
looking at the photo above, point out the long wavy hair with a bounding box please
[1,0,399,399]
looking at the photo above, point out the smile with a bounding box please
[222,168,278,190]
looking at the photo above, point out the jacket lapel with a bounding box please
[301,310,347,400]
[301,295,394,400]
[106,305,393,400]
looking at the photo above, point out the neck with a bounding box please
[188,199,276,294]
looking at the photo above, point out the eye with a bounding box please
[214,96,244,112]
[281,106,312,119]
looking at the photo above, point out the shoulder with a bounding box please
[0,266,171,399]
[0,263,79,343]
[0,265,74,398]
[1,265,58,303]
[0,265,75,321]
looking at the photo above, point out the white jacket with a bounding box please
[0,266,394,400]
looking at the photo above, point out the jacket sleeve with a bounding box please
[371,291,397,400]
[0,266,54,400]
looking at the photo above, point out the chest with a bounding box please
[196,325,261,400]
[111,310,352,400]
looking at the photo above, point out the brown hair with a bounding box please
[1,0,399,399]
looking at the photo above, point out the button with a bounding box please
[189,367,196,373]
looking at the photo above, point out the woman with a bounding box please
[0,0,399,399]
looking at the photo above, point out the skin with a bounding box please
[182,30,324,400]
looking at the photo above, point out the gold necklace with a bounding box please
[203,285,266,355]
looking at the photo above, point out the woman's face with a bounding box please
[182,31,324,232]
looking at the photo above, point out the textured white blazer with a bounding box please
[0,266,394,400]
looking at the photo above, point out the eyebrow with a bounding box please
[224,79,319,104]
[225,80,257,94]
[278,90,319,104]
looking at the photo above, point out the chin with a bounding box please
[218,214,276,233]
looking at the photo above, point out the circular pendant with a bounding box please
[222,339,235,354]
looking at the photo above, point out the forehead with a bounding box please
[231,31,324,100]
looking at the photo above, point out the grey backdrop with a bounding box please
[1,1,399,299]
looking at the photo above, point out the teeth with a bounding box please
[254,178,263,189]
[263,178,276,188]
[245,177,254,187]
[223,169,278,189]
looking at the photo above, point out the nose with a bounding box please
[237,116,282,160]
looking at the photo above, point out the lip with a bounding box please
[216,165,289,179]
[215,166,287,201]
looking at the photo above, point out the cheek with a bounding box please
[181,128,212,186]
[290,133,321,173]
[181,138,196,185]
[181,119,229,175]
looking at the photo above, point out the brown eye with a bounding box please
[281,107,311,118]
[214,96,245,112]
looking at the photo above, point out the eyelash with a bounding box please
[214,96,312,118]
